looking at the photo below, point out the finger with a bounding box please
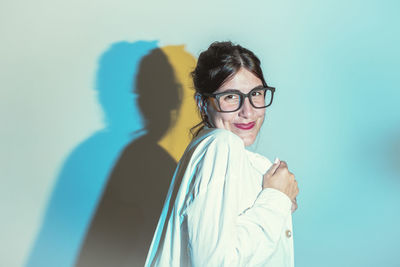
[266,158,281,175]
[277,161,289,173]
[279,160,288,168]
[291,198,298,213]
[294,180,299,196]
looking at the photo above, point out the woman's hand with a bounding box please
[263,159,299,210]
[291,198,298,213]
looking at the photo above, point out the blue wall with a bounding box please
[1,1,399,266]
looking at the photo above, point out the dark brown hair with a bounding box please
[190,41,267,136]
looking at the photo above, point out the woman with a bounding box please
[145,41,299,267]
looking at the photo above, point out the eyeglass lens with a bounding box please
[218,88,272,112]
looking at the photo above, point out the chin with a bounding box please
[244,137,256,146]
[233,119,264,146]
[230,123,261,146]
[237,132,257,146]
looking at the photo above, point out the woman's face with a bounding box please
[206,68,265,146]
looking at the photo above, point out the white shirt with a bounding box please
[145,128,294,267]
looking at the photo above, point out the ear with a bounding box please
[195,93,207,114]
[195,93,203,110]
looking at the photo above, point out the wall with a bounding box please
[1,0,399,266]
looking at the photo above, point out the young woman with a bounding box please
[145,41,299,267]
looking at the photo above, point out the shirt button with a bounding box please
[286,230,292,238]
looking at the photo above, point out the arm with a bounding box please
[184,132,292,266]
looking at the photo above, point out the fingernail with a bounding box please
[274,158,280,164]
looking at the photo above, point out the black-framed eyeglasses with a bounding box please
[203,86,275,113]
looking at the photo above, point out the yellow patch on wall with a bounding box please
[158,45,200,162]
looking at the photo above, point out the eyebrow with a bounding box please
[217,85,264,94]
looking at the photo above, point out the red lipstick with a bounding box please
[234,122,255,130]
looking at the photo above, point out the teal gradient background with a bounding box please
[253,2,400,266]
[1,0,399,266]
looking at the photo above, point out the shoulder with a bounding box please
[181,129,246,194]
[191,128,245,154]
[245,150,272,174]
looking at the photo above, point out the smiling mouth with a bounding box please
[234,122,256,130]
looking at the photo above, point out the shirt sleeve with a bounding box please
[184,130,292,266]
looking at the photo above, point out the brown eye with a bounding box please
[251,89,264,97]
[223,94,239,102]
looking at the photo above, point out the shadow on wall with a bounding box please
[26,41,198,267]
[76,47,181,267]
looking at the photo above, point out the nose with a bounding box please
[238,97,254,118]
